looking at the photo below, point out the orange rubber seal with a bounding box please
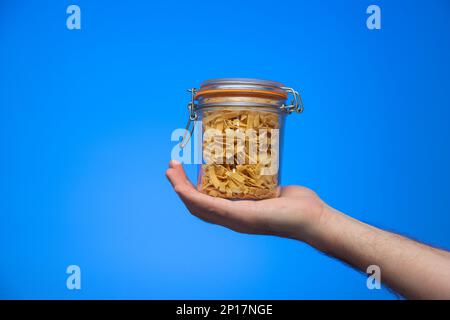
[195,89,287,99]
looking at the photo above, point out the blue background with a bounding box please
[1,0,449,299]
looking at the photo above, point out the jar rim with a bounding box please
[196,102,284,110]
[195,78,288,100]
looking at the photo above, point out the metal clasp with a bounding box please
[280,87,304,114]
[187,88,198,121]
[179,88,198,148]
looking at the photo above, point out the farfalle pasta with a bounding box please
[199,109,280,199]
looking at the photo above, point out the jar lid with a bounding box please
[195,78,288,99]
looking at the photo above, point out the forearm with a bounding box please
[301,205,450,299]
[166,162,450,298]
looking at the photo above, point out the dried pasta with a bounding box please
[199,109,280,200]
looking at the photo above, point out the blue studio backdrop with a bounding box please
[1,0,450,299]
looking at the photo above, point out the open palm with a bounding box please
[166,160,325,240]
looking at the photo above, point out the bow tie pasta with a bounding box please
[200,109,280,200]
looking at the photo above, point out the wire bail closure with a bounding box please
[179,88,198,149]
[280,87,304,114]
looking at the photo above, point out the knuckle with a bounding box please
[165,168,175,179]
[174,184,188,194]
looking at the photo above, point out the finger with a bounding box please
[165,165,191,192]
[166,161,231,213]
[184,192,265,234]
[165,163,229,219]
[165,162,263,232]
[166,168,234,224]
[169,160,193,187]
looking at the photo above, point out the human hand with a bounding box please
[165,160,327,241]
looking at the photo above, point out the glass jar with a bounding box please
[182,78,303,200]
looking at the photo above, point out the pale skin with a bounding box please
[166,160,450,299]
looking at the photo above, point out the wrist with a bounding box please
[296,203,344,251]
